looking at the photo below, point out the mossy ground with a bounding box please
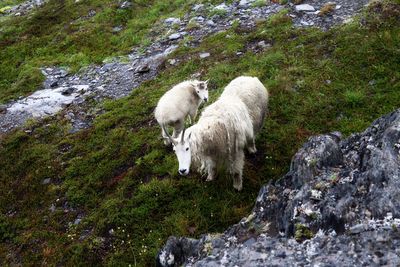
[0,0,227,103]
[1,1,400,266]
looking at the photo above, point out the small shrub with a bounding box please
[294,223,313,242]
[344,90,365,107]
[318,3,336,17]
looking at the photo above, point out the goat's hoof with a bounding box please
[248,146,257,154]
[233,185,243,191]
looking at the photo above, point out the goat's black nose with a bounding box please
[204,98,208,102]
[179,169,187,174]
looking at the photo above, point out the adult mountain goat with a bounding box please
[221,76,269,153]
[164,76,269,191]
[155,80,208,145]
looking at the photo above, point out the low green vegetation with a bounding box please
[0,0,24,10]
[294,223,314,242]
[0,0,227,103]
[0,1,399,266]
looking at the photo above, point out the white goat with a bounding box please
[221,76,269,153]
[164,94,254,191]
[155,80,208,145]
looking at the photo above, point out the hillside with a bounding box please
[0,0,399,266]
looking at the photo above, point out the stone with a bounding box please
[164,17,181,25]
[112,26,123,33]
[42,178,51,185]
[135,64,150,73]
[168,59,177,65]
[192,4,204,12]
[168,33,182,40]
[61,87,75,96]
[206,20,216,27]
[239,0,250,7]
[119,1,132,9]
[295,4,315,12]
[0,105,7,114]
[349,224,365,234]
[50,81,58,88]
[214,3,228,11]
[199,52,210,59]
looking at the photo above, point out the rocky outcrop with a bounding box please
[157,108,400,266]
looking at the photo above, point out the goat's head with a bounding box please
[192,80,209,102]
[162,125,192,176]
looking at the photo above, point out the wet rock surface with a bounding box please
[0,0,370,133]
[157,109,400,266]
[0,0,47,16]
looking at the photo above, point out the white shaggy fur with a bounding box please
[174,95,254,191]
[221,76,269,153]
[154,80,208,145]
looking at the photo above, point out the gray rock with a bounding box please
[165,17,181,25]
[42,178,51,185]
[135,64,150,73]
[168,33,182,40]
[206,20,216,27]
[214,3,228,11]
[112,26,123,33]
[295,4,316,12]
[168,59,177,65]
[239,0,250,8]
[349,224,365,234]
[199,52,210,59]
[119,1,132,9]
[192,4,204,12]
[50,81,58,88]
[61,87,74,96]
[0,105,7,114]
[157,109,400,266]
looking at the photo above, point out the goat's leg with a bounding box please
[232,150,245,191]
[172,120,184,138]
[205,159,216,182]
[161,125,171,146]
[248,138,257,154]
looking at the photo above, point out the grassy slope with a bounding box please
[0,0,227,103]
[1,0,400,266]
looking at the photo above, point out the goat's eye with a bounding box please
[186,147,189,151]
[197,91,200,93]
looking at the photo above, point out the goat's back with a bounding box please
[221,76,268,133]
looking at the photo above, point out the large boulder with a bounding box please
[157,108,400,266]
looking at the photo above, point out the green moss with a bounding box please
[252,0,267,7]
[294,223,314,242]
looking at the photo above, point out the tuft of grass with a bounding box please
[252,0,267,8]
[318,3,336,17]
[294,223,314,242]
[209,7,228,18]
[343,90,365,107]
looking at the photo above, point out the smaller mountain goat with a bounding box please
[155,80,208,145]
[164,76,269,191]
